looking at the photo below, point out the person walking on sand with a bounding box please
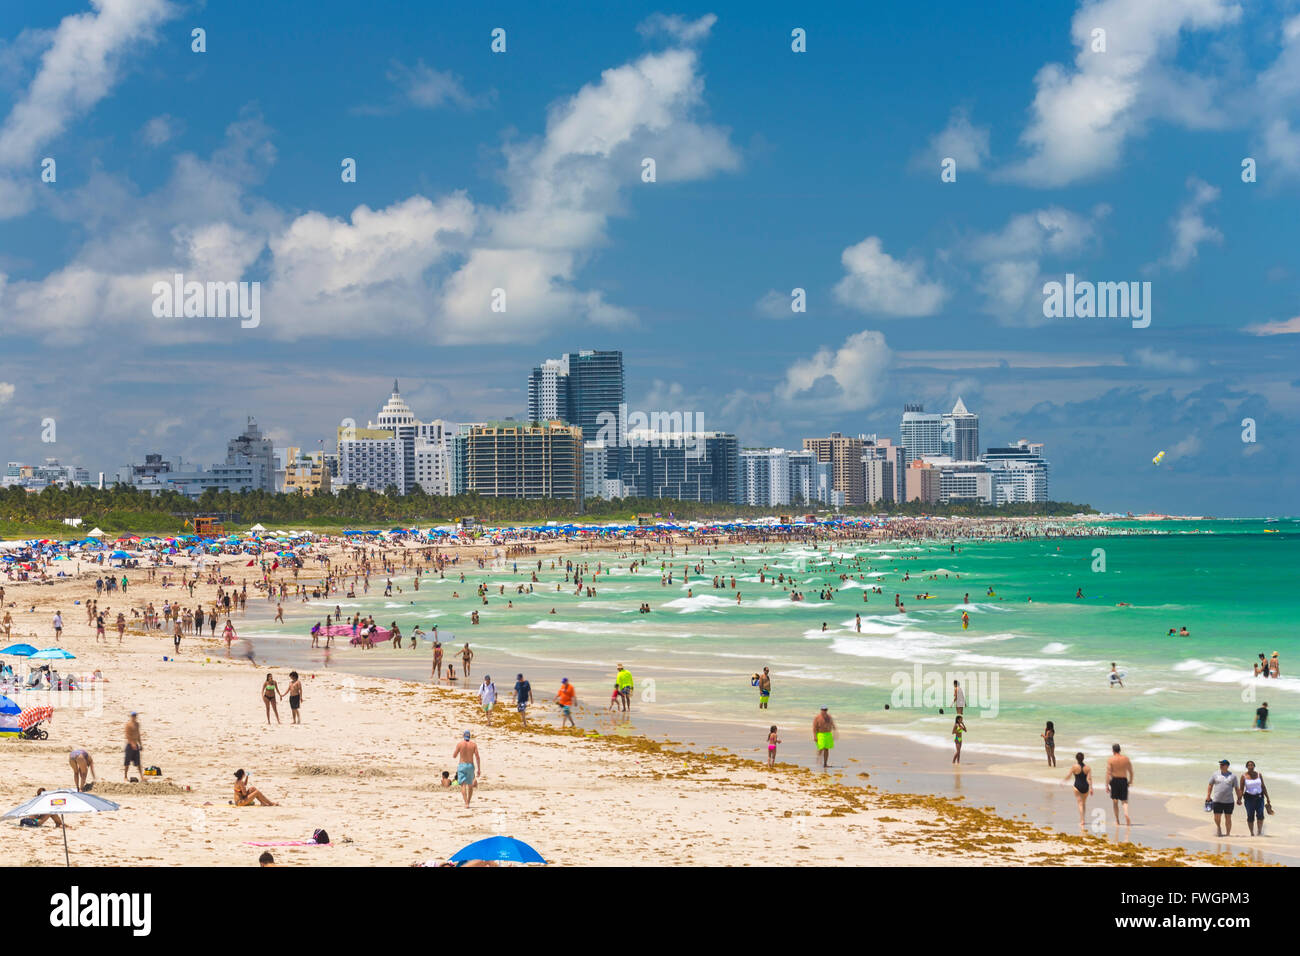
[1236,760,1272,836]
[478,675,497,725]
[124,712,143,782]
[285,671,303,725]
[1064,752,1093,831]
[1105,743,1133,826]
[432,641,444,681]
[513,672,533,728]
[69,747,96,792]
[952,715,967,764]
[53,611,63,643]
[1207,759,1237,837]
[453,730,481,807]
[556,677,577,728]
[262,673,281,724]
[223,620,237,650]
[767,725,782,768]
[812,706,836,769]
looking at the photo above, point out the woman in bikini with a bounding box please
[1042,720,1056,767]
[262,673,281,724]
[233,769,277,806]
[952,716,967,764]
[767,725,781,768]
[1064,752,1093,830]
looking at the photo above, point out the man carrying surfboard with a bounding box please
[1109,663,1124,688]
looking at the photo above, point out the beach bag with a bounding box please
[143,765,162,777]
[312,828,330,844]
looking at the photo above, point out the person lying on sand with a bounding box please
[233,769,278,806]
[19,788,64,828]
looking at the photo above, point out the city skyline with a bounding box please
[0,2,1296,515]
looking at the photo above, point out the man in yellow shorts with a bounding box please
[812,706,836,769]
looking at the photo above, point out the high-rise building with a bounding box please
[941,397,980,461]
[226,417,276,492]
[526,358,569,422]
[453,421,583,503]
[336,382,457,495]
[802,433,865,505]
[740,449,796,507]
[624,431,740,503]
[984,440,1050,503]
[899,405,945,469]
[787,450,818,506]
[526,350,625,478]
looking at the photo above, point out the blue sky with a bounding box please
[0,0,1297,515]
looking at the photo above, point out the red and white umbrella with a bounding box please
[19,705,53,730]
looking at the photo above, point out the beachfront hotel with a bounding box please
[527,350,626,482]
[452,421,584,503]
[802,433,865,506]
[622,430,741,504]
[336,382,457,495]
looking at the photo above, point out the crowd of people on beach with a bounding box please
[2,518,1287,864]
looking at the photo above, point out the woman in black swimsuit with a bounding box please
[1042,721,1056,767]
[1063,751,1093,831]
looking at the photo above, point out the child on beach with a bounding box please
[766,726,781,767]
[609,683,620,711]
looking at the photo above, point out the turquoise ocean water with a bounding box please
[247,519,1299,818]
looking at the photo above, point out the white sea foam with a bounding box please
[1146,718,1203,733]
[1041,642,1070,654]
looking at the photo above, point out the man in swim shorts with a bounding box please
[452,730,480,807]
[812,706,836,769]
[123,712,143,781]
[758,667,771,709]
[1206,759,1237,837]
[556,677,576,729]
[1105,743,1133,825]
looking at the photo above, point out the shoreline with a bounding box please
[251,631,1293,866]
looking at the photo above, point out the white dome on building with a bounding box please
[373,379,417,428]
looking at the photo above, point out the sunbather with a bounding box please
[233,769,277,806]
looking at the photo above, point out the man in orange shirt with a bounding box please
[555,677,577,729]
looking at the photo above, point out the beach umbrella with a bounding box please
[3,788,121,866]
[110,550,131,559]
[448,835,547,865]
[30,648,76,661]
[0,695,21,739]
[85,528,105,538]
[0,643,37,657]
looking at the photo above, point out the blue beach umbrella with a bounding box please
[30,648,76,661]
[0,644,37,657]
[448,835,547,865]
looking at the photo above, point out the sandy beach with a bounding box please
[0,538,1262,867]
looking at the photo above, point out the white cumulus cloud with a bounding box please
[832,237,946,317]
